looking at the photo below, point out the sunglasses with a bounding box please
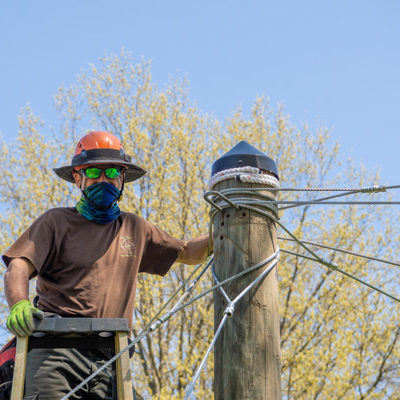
[79,166,123,179]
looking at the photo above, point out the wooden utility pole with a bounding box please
[212,141,282,400]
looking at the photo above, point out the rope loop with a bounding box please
[209,166,280,190]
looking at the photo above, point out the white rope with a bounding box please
[209,166,280,190]
[211,183,400,192]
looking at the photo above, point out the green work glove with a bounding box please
[6,300,44,337]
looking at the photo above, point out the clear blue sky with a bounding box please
[1,0,399,184]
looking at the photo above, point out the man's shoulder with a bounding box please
[41,207,77,218]
[120,211,144,224]
[120,211,152,230]
[37,207,78,224]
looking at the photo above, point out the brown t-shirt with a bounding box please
[2,207,185,329]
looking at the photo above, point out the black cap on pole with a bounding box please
[211,141,279,180]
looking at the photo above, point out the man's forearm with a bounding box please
[4,258,34,307]
[177,234,212,265]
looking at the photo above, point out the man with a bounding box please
[3,131,210,399]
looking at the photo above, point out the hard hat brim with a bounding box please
[53,161,146,183]
[54,147,147,183]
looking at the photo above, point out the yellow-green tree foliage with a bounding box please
[1,53,400,399]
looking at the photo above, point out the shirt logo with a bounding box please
[120,236,136,258]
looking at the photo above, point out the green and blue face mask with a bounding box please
[76,182,121,224]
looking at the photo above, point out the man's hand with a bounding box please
[6,300,44,337]
[4,257,38,336]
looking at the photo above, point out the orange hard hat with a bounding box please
[53,131,146,183]
[73,131,123,156]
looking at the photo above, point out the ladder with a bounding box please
[11,318,133,400]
